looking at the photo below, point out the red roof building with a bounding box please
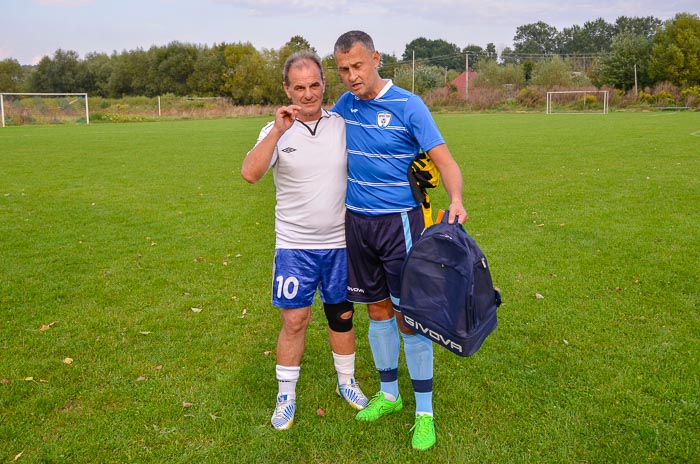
[450,70,478,99]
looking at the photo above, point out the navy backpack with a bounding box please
[400,211,501,356]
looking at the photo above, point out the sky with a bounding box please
[2,0,699,65]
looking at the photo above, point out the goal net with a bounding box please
[546,90,608,114]
[1,93,90,127]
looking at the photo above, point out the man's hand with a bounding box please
[274,105,301,133]
[447,201,468,224]
[242,104,301,184]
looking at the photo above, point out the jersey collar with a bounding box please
[375,79,394,99]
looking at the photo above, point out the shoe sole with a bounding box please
[272,418,294,431]
[355,401,403,422]
[412,440,436,451]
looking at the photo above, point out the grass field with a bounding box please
[1,112,698,463]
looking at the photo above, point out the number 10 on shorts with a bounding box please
[275,276,299,300]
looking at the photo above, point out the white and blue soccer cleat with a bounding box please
[271,394,296,430]
[336,378,369,410]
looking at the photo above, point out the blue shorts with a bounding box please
[271,248,348,309]
[345,207,425,309]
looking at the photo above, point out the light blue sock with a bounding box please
[402,332,434,414]
[368,317,400,399]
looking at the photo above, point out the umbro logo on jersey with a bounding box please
[350,108,359,113]
[281,147,297,153]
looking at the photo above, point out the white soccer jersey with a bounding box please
[252,109,347,249]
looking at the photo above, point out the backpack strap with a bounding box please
[437,209,461,226]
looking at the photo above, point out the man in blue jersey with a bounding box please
[242,51,368,431]
[332,31,468,451]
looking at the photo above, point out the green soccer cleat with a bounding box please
[410,413,436,451]
[355,392,403,422]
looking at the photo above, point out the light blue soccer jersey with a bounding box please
[332,81,445,216]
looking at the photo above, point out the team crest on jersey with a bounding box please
[377,111,392,128]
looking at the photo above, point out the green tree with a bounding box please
[513,21,559,58]
[485,43,498,61]
[78,52,113,97]
[474,60,525,89]
[107,49,150,97]
[322,54,345,104]
[558,18,615,54]
[463,44,484,70]
[558,24,583,54]
[393,64,445,95]
[402,38,464,70]
[278,35,316,61]
[378,53,400,79]
[599,31,653,90]
[147,42,200,96]
[650,13,700,87]
[580,18,616,53]
[500,47,517,64]
[222,42,268,104]
[260,48,286,105]
[530,56,573,88]
[615,16,662,40]
[187,43,227,96]
[29,49,81,92]
[0,58,23,92]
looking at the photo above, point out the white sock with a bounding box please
[276,365,300,400]
[332,352,355,385]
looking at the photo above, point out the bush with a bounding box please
[656,90,676,106]
[576,95,598,110]
[474,61,525,89]
[517,87,544,107]
[638,90,655,104]
[681,86,700,109]
[530,57,573,88]
[681,85,700,98]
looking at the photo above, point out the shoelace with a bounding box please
[411,416,433,435]
[273,399,293,419]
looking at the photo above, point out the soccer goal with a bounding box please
[1,93,90,127]
[546,90,608,114]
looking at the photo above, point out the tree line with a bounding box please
[0,13,698,105]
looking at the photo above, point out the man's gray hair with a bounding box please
[283,51,324,86]
[334,30,375,54]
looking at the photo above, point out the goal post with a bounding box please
[1,92,90,127]
[546,90,608,114]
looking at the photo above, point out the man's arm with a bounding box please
[241,105,300,184]
[426,143,468,224]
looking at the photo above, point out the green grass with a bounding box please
[1,112,698,463]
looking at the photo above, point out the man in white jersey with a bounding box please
[242,51,368,431]
[332,31,468,451]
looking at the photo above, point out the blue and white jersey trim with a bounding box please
[375,97,409,103]
[347,205,415,214]
[348,178,409,187]
[345,119,408,132]
[348,149,414,159]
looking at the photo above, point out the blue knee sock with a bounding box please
[402,332,434,414]
[368,317,400,399]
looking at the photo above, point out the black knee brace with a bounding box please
[323,301,354,333]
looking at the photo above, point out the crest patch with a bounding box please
[377,111,392,128]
